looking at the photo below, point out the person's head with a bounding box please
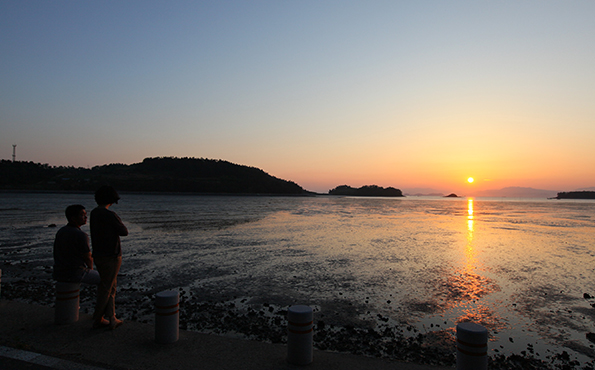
[95,185,120,206]
[65,204,87,226]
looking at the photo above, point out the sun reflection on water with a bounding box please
[444,198,505,332]
[420,198,503,331]
[467,197,474,233]
[465,198,475,266]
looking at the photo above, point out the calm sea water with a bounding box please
[2,192,595,363]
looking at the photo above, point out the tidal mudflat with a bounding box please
[2,192,595,369]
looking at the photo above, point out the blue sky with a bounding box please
[2,1,594,193]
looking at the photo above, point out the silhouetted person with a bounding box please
[91,186,128,330]
[53,204,100,284]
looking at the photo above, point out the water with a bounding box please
[2,192,595,365]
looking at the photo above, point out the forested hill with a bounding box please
[555,191,595,199]
[329,185,403,197]
[0,157,309,195]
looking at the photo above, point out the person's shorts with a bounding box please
[81,269,101,285]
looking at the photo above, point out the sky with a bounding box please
[1,1,594,194]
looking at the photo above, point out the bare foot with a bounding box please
[92,318,110,329]
[109,318,124,330]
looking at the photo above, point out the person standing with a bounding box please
[53,204,100,285]
[90,185,128,330]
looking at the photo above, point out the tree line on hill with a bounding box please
[328,185,403,197]
[0,157,308,195]
[555,191,595,199]
[1,157,411,197]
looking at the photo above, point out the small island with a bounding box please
[444,193,459,198]
[554,191,595,200]
[328,185,403,197]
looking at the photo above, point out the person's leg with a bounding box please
[93,259,109,322]
[105,257,122,328]
[93,257,120,325]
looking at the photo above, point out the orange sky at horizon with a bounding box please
[2,2,594,194]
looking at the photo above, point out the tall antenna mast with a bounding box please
[12,144,16,162]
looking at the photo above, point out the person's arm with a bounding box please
[111,213,129,236]
[83,251,94,269]
[77,230,93,269]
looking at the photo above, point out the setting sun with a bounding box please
[467,177,474,183]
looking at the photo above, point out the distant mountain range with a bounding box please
[402,188,446,196]
[473,187,559,198]
[577,187,595,192]
[405,186,595,199]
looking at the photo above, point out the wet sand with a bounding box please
[2,261,594,370]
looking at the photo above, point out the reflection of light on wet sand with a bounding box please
[467,198,474,242]
[448,198,503,331]
[464,198,477,277]
[440,271,497,302]
[457,304,507,332]
[408,198,502,327]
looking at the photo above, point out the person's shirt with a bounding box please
[90,206,128,258]
[53,223,91,282]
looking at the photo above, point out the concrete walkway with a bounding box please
[0,300,453,370]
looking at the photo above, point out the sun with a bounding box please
[467,177,474,183]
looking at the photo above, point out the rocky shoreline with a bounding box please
[2,261,595,370]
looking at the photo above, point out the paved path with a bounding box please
[0,300,453,370]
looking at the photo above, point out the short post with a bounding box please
[287,305,313,365]
[55,282,80,324]
[155,290,179,344]
[456,322,488,370]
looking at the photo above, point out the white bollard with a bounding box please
[456,322,488,370]
[55,282,80,324]
[155,290,179,344]
[287,305,313,365]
